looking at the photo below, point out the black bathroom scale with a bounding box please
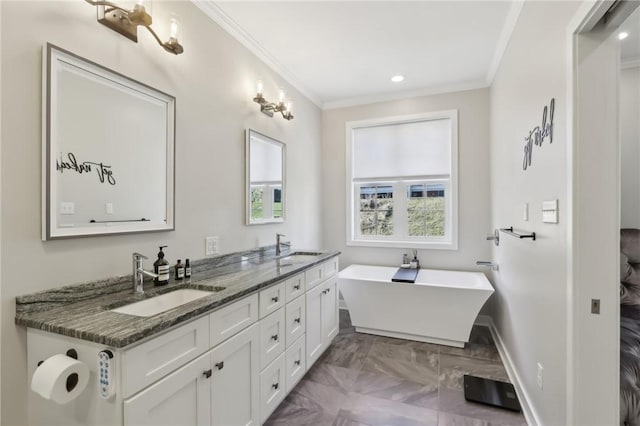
[391,268,419,283]
[463,375,522,412]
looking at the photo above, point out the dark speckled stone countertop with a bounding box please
[15,247,340,348]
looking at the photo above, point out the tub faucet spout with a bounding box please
[476,261,498,271]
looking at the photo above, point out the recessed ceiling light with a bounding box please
[391,75,404,83]
[619,32,629,40]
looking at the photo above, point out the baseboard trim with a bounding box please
[478,315,541,426]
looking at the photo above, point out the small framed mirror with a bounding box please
[42,44,175,240]
[246,129,285,225]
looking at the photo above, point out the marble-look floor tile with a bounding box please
[338,392,438,426]
[439,355,509,389]
[437,411,495,426]
[340,309,353,328]
[361,354,439,386]
[331,333,376,353]
[265,401,336,426]
[437,387,526,426]
[440,343,501,363]
[369,341,439,365]
[351,369,439,410]
[321,346,369,370]
[333,415,372,426]
[468,326,494,346]
[306,362,361,393]
[285,379,347,415]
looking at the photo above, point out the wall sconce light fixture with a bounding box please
[253,80,294,121]
[84,0,184,55]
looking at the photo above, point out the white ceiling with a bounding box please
[197,1,522,109]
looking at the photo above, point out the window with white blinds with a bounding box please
[346,110,458,249]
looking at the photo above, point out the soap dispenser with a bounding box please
[153,246,170,286]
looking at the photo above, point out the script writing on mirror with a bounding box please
[56,152,116,185]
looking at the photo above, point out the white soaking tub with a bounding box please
[338,264,494,348]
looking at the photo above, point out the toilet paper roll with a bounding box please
[31,353,89,404]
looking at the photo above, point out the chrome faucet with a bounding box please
[132,252,158,293]
[276,233,290,256]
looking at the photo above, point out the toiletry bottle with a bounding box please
[154,246,170,286]
[402,254,409,264]
[175,259,185,280]
[185,259,191,279]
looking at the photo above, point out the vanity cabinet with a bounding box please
[25,256,338,426]
[123,322,260,426]
[306,276,339,366]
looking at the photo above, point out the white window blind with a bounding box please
[352,118,451,179]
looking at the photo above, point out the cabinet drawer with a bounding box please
[323,257,339,278]
[284,273,305,303]
[122,316,209,399]
[285,296,305,347]
[259,308,286,369]
[285,335,306,393]
[260,353,286,424]
[210,293,259,347]
[259,282,285,319]
[305,264,324,290]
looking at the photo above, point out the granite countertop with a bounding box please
[15,248,340,348]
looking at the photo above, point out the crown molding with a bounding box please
[192,0,324,108]
[322,80,489,111]
[486,0,524,85]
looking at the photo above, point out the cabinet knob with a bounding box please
[215,361,224,370]
[293,284,300,290]
[271,334,279,341]
[294,360,301,366]
[203,369,212,378]
[271,296,279,303]
[272,383,279,390]
[294,317,301,324]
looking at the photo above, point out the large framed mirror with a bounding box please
[245,129,285,225]
[42,44,175,240]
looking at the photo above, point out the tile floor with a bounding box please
[265,310,528,426]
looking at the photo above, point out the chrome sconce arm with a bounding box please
[252,81,294,121]
[84,0,184,55]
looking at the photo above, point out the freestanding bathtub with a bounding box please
[338,264,494,348]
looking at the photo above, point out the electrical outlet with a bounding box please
[537,363,544,390]
[205,236,219,256]
[60,202,75,215]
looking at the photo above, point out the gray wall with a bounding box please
[0,2,323,424]
[489,2,579,424]
[321,89,492,272]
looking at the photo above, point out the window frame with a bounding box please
[346,110,458,250]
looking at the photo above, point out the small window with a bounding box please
[346,111,458,249]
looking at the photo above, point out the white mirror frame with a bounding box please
[245,129,286,225]
[42,44,175,240]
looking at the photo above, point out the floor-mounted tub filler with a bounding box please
[338,265,494,348]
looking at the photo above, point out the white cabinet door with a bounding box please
[306,283,324,367]
[259,308,286,369]
[285,295,305,348]
[285,335,306,393]
[321,277,339,345]
[211,323,260,426]
[259,353,286,424]
[124,352,211,426]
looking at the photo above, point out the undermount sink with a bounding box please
[111,289,215,317]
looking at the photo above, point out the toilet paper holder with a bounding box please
[37,348,77,367]
[36,348,80,393]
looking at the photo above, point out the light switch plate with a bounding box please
[523,203,529,221]
[105,203,113,215]
[205,236,219,256]
[542,200,558,223]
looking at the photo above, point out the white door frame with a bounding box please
[566,1,636,424]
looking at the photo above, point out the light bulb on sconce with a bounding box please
[252,81,294,121]
[84,0,184,55]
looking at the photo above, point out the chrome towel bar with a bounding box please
[500,227,536,241]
